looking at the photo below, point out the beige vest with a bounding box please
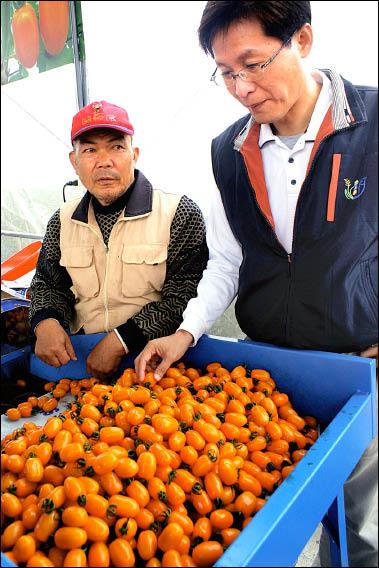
[59,190,181,334]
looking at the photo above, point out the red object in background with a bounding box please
[11,2,40,69]
[1,241,42,282]
[39,0,69,57]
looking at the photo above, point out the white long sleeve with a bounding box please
[178,185,242,343]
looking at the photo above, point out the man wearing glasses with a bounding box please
[136,2,377,566]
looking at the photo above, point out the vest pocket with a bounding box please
[121,244,167,297]
[60,246,100,298]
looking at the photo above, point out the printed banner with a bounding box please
[1,1,84,85]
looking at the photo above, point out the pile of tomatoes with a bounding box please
[1,362,319,567]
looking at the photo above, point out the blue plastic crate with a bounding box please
[1,334,376,567]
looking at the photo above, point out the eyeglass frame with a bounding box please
[210,36,292,87]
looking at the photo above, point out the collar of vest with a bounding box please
[71,169,153,223]
[233,68,368,151]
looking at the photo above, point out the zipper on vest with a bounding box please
[104,244,110,332]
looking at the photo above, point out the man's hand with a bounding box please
[35,320,77,367]
[134,330,194,382]
[86,331,126,380]
[360,344,378,368]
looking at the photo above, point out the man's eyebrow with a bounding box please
[215,48,262,67]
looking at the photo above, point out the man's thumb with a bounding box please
[154,360,171,381]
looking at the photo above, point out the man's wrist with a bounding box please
[176,329,195,346]
[112,329,129,355]
[34,318,61,336]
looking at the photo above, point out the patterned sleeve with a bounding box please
[116,195,209,352]
[29,210,75,333]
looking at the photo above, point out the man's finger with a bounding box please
[154,358,174,381]
[44,354,61,368]
[65,337,77,361]
[136,345,157,381]
[56,350,71,366]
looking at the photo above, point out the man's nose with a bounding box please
[96,150,113,166]
[234,77,257,99]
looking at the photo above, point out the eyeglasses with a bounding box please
[211,37,292,88]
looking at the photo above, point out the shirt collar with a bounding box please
[258,69,332,149]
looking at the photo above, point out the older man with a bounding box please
[29,100,208,380]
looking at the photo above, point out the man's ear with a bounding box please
[69,150,78,173]
[295,23,313,59]
[133,146,140,163]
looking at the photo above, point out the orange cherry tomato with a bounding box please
[54,527,87,549]
[62,506,89,527]
[5,437,27,455]
[218,458,239,485]
[137,451,157,480]
[34,511,60,542]
[234,491,257,517]
[99,471,123,496]
[88,541,110,567]
[84,515,110,541]
[135,507,155,530]
[6,408,21,421]
[42,464,65,486]
[137,529,158,561]
[114,456,139,479]
[126,480,150,507]
[157,522,184,552]
[191,488,213,515]
[99,426,124,445]
[109,538,135,567]
[192,541,224,567]
[108,494,140,517]
[60,442,85,463]
[64,476,86,502]
[168,431,186,452]
[166,481,186,507]
[43,417,63,439]
[168,511,194,536]
[22,504,40,530]
[1,492,23,517]
[114,517,137,540]
[13,534,37,563]
[85,494,109,518]
[210,508,234,529]
[180,445,198,466]
[93,451,119,475]
[63,548,87,567]
[24,457,44,482]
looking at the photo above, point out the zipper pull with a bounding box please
[287,253,292,276]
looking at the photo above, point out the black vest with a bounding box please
[211,77,377,352]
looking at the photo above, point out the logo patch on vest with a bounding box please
[344,177,367,200]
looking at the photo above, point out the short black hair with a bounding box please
[198,1,312,56]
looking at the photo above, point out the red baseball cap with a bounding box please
[71,100,134,142]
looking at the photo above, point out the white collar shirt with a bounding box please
[259,69,332,253]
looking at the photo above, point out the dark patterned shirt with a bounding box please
[29,193,208,353]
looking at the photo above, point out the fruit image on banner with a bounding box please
[11,2,40,69]
[1,1,84,85]
[39,1,69,56]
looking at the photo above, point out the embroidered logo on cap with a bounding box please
[92,102,103,113]
[344,177,367,200]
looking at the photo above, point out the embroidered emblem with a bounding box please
[92,102,103,113]
[344,177,367,200]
